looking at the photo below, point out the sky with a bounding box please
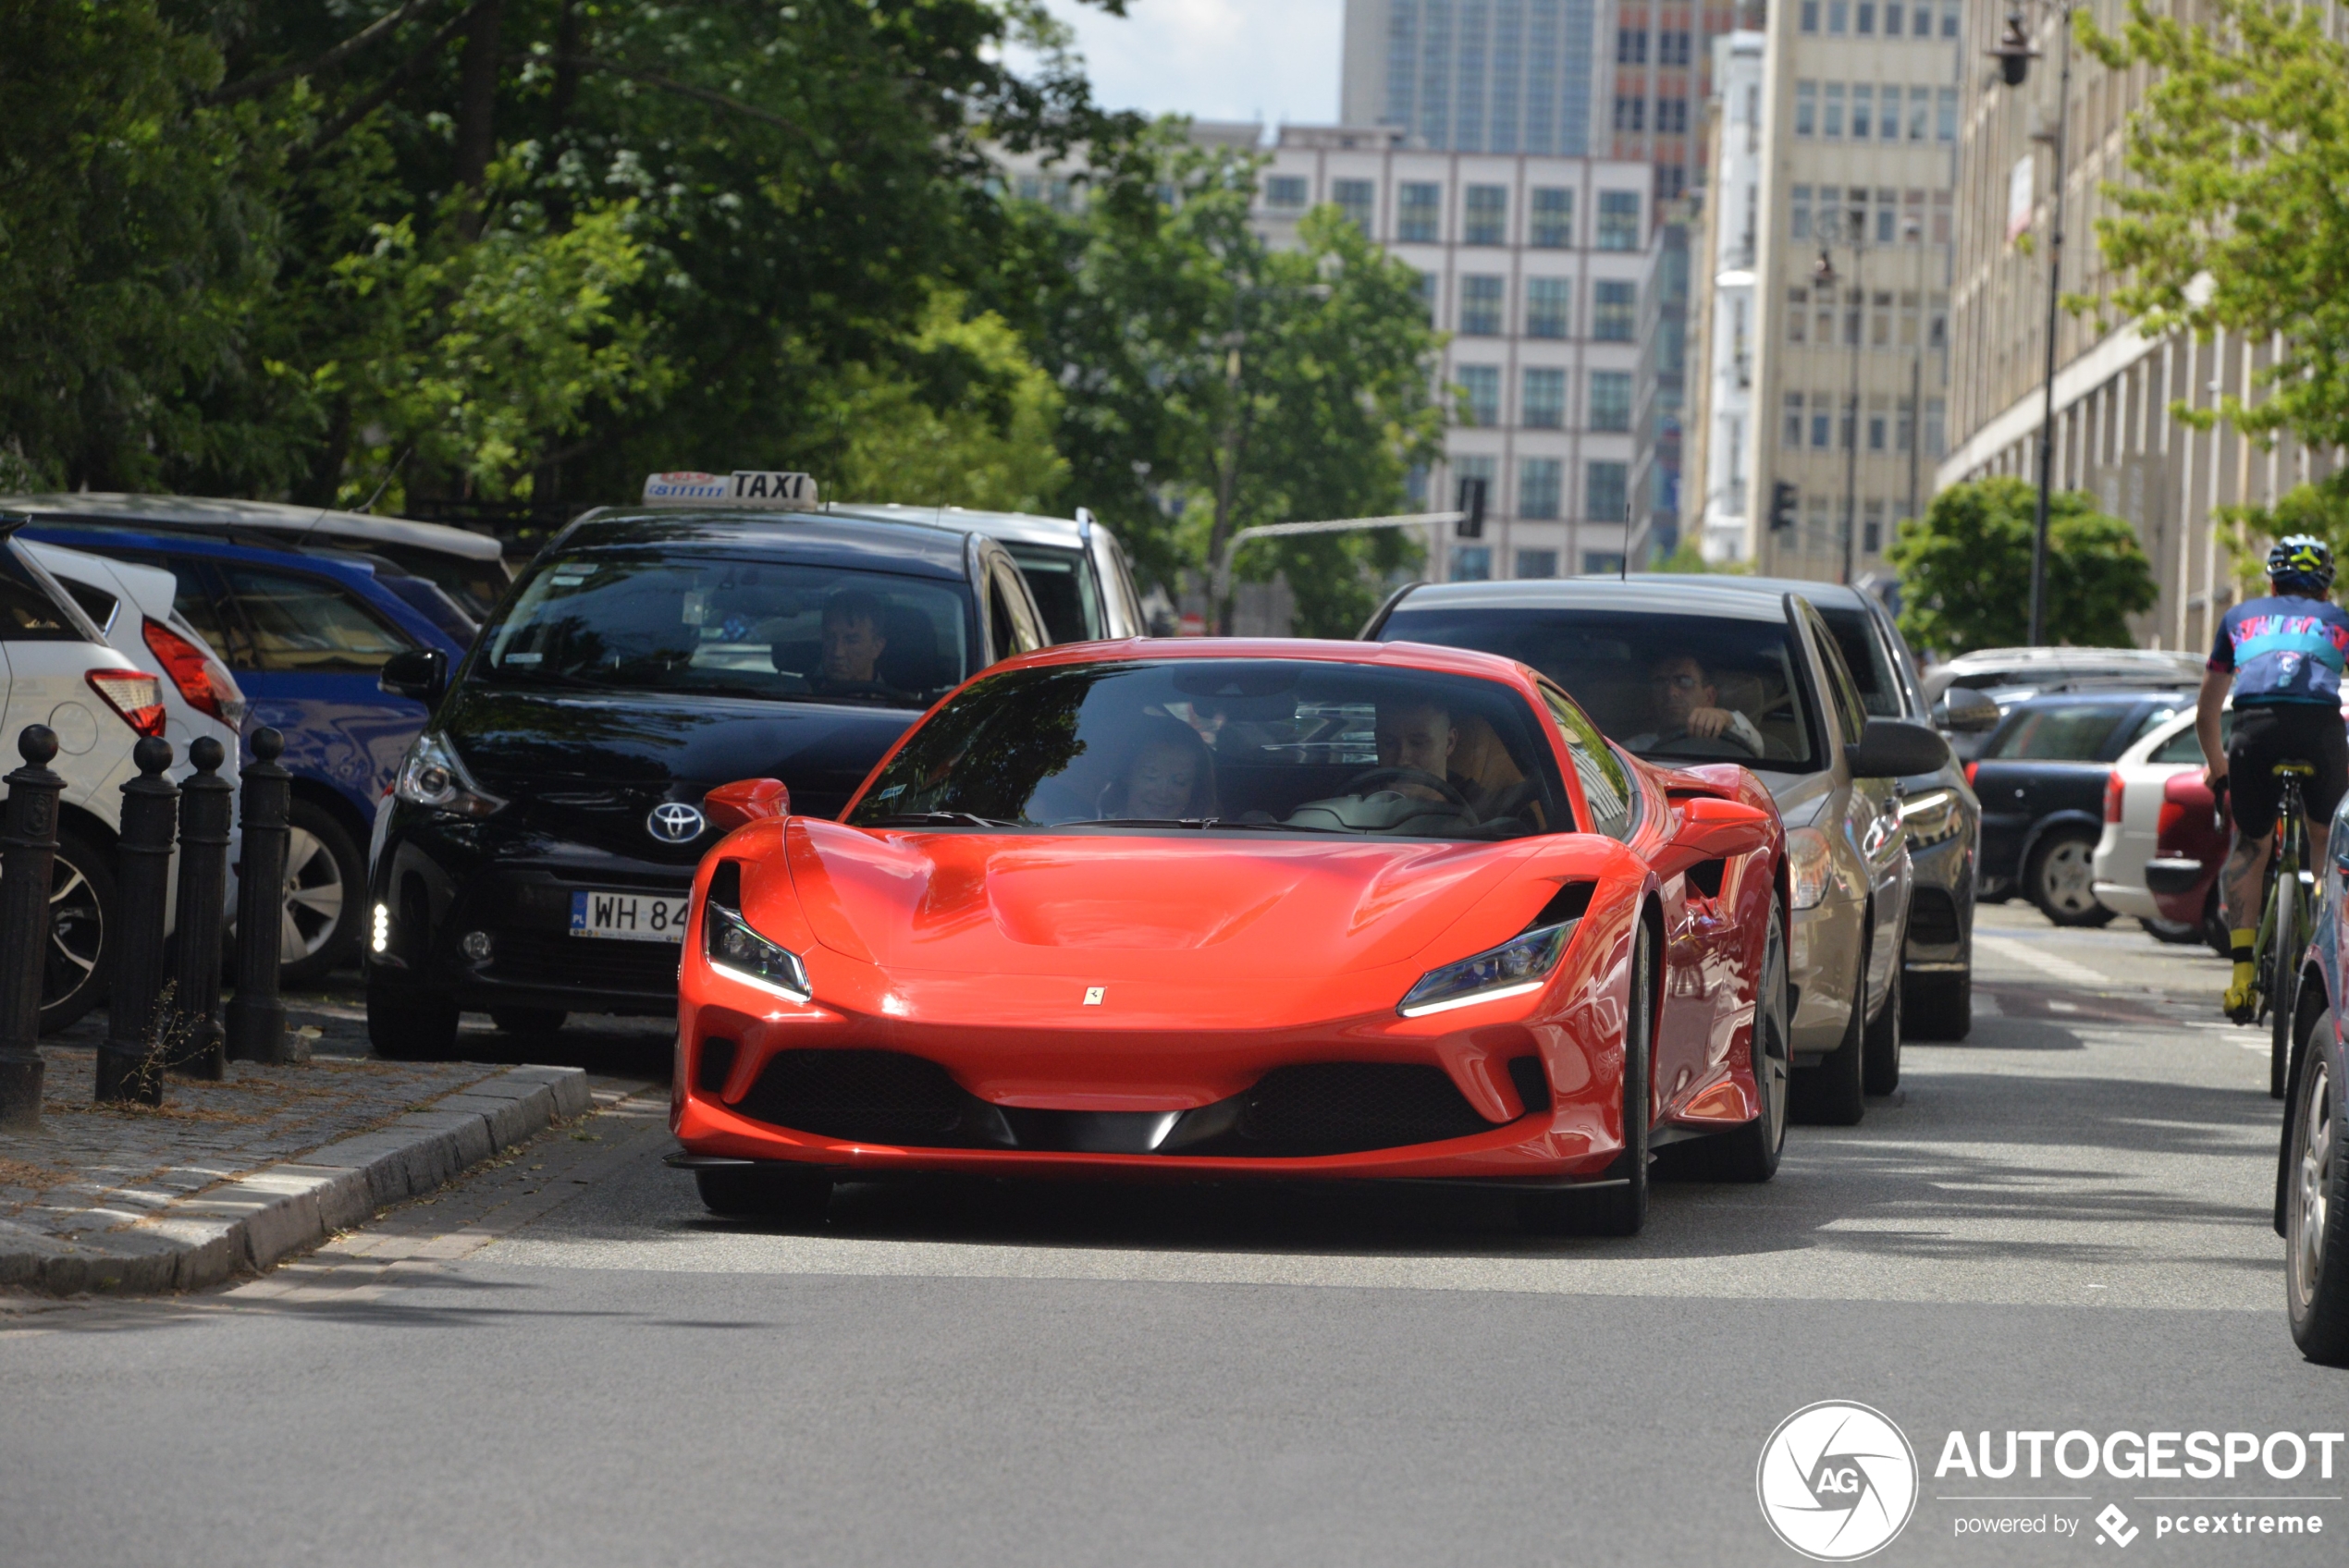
[1036,0,1344,131]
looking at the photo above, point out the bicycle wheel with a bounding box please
[2271,800,2308,1100]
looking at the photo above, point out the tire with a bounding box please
[367,979,461,1060]
[1684,900,1789,1183]
[1863,946,1903,1095]
[2141,915,2202,945]
[1523,921,1654,1234]
[2271,912,2305,1104]
[2284,1013,2349,1365]
[492,1008,565,1037]
[38,827,117,1034]
[2026,827,2117,926]
[277,798,365,987]
[1904,968,1974,1042]
[1793,938,1868,1126]
[695,1165,832,1223]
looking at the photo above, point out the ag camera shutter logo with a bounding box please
[1757,1401,1920,1561]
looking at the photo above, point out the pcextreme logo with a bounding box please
[1757,1401,1922,1562]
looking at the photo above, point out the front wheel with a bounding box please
[278,799,366,987]
[1793,938,1868,1126]
[1904,968,1973,1042]
[695,1165,832,1224]
[2285,1013,2349,1364]
[1863,954,1903,1095]
[2026,828,2116,926]
[1683,900,1788,1183]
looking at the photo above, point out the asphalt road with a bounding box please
[5,903,2344,1567]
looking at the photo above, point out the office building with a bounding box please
[1683,30,1765,564]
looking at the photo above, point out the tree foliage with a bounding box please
[1888,477,2159,655]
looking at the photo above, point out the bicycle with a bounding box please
[2223,761,2318,1099]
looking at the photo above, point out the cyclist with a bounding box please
[2199,535,2349,1019]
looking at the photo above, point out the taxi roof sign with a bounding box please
[642,471,820,509]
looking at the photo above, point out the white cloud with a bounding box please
[1038,0,1343,131]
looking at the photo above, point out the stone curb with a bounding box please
[0,1065,593,1297]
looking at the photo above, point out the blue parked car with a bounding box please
[2282,793,2349,1364]
[15,519,472,983]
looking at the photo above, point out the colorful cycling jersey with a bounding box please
[2208,594,2349,705]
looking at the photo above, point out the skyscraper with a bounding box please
[1340,0,1604,157]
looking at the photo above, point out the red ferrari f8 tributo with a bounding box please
[670,639,1789,1235]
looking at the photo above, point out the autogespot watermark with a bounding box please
[1759,1406,2346,1556]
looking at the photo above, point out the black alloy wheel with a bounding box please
[1904,967,1974,1042]
[492,1008,566,1037]
[1521,921,1654,1235]
[2285,1011,2349,1364]
[695,1164,832,1224]
[366,979,461,1060]
[1680,900,1789,1183]
[1863,940,1904,1096]
[1793,930,1869,1126]
[2026,827,2118,927]
[37,827,116,1034]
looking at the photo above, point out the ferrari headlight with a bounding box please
[394,732,504,817]
[1898,788,1963,849]
[704,900,810,1001]
[1788,827,1835,911]
[1398,920,1578,1018]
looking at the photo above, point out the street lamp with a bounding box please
[1814,207,1865,587]
[1989,5,2069,647]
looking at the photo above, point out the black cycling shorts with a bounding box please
[2226,703,2349,838]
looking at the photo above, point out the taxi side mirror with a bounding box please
[1846,718,1951,779]
[705,778,790,830]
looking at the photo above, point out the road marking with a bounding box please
[1973,933,2111,987]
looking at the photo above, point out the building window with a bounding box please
[1937,86,1958,141]
[1398,182,1442,243]
[1872,288,1894,345]
[1792,185,1813,239]
[1596,190,1641,251]
[1660,30,1691,66]
[1828,0,1850,32]
[1863,501,1884,554]
[1464,185,1508,245]
[1587,462,1630,522]
[1788,287,1808,343]
[1519,459,1563,520]
[1929,294,1949,349]
[1783,392,1805,447]
[1454,455,1497,515]
[1942,3,1961,38]
[1593,279,1637,339]
[1589,371,1633,432]
[1531,187,1573,247]
[1802,0,1821,31]
[1852,84,1873,140]
[1857,1,1876,33]
[1824,82,1845,138]
[1657,97,1688,135]
[1876,190,1897,244]
[1909,85,1931,140]
[1523,368,1567,428]
[1409,270,1435,321]
[1811,398,1832,448]
[1265,175,1309,210]
[1460,275,1506,336]
[1887,2,1902,33]
[1796,81,1817,137]
[1614,95,1647,133]
[1617,27,1649,64]
[1452,545,1494,582]
[1933,190,1953,244]
[1584,551,1627,575]
[1515,548,1559,578]
[1526,276,1572,337]
[1333,178,1374,232]
[1868,407,1888,449]
[1458,365,1502,426]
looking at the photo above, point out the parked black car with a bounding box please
[363,505,1049,1058]
[1971,689,2195,925]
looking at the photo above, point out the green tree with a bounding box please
[1889,477,2158,655]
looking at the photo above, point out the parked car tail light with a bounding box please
[2103,768,2125,823]
[85,669,166,739]
[141,617,244,727]
[1964,760,1979,788]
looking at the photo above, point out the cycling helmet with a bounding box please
[2268,534,2336,594]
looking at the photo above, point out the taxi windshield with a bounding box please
[846,658,1574,840]
[480,550,972,706]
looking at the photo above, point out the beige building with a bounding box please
[1744,1,1964,578]
[1938,0,2331,653]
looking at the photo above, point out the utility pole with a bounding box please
[1814,205,1864,588]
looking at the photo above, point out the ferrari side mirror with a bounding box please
[705,778,791,830]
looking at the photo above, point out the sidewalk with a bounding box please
[0,997,596,1294]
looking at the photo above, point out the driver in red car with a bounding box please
[1630,654,1764,757]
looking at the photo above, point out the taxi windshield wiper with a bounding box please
[865,811,1022,829]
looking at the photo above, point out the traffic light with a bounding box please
[1769,481,1799,533]
[1456,476,1487,539]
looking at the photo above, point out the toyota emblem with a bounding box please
[646,802,707,843]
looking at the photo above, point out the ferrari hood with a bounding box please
[782,820,1540,979]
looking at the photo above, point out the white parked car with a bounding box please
[2092,705,2228,943]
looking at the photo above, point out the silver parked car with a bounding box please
[1365,578,1949,1122]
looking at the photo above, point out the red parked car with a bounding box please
[2145,770,2230,952]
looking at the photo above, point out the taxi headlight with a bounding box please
[704,901,810,1001]
[1399,920,1577,1018]
[1788,827,1836,911]
[394,732,504,817]
[1899,788,1963,848]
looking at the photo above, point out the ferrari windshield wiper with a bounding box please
[865,812,1022,829]
[1062,816,1215,828]
[1198,818,1355,834]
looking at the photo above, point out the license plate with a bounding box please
[570,888,692,943]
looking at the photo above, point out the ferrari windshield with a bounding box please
[847,658,1574,840]
[1380,606,1822,771]
[480,551,972,706]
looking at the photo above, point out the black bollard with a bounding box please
[226,728,290,1064]
[166,736,232,1080]
[0,727,64,1132]
[98,737,178,1104]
